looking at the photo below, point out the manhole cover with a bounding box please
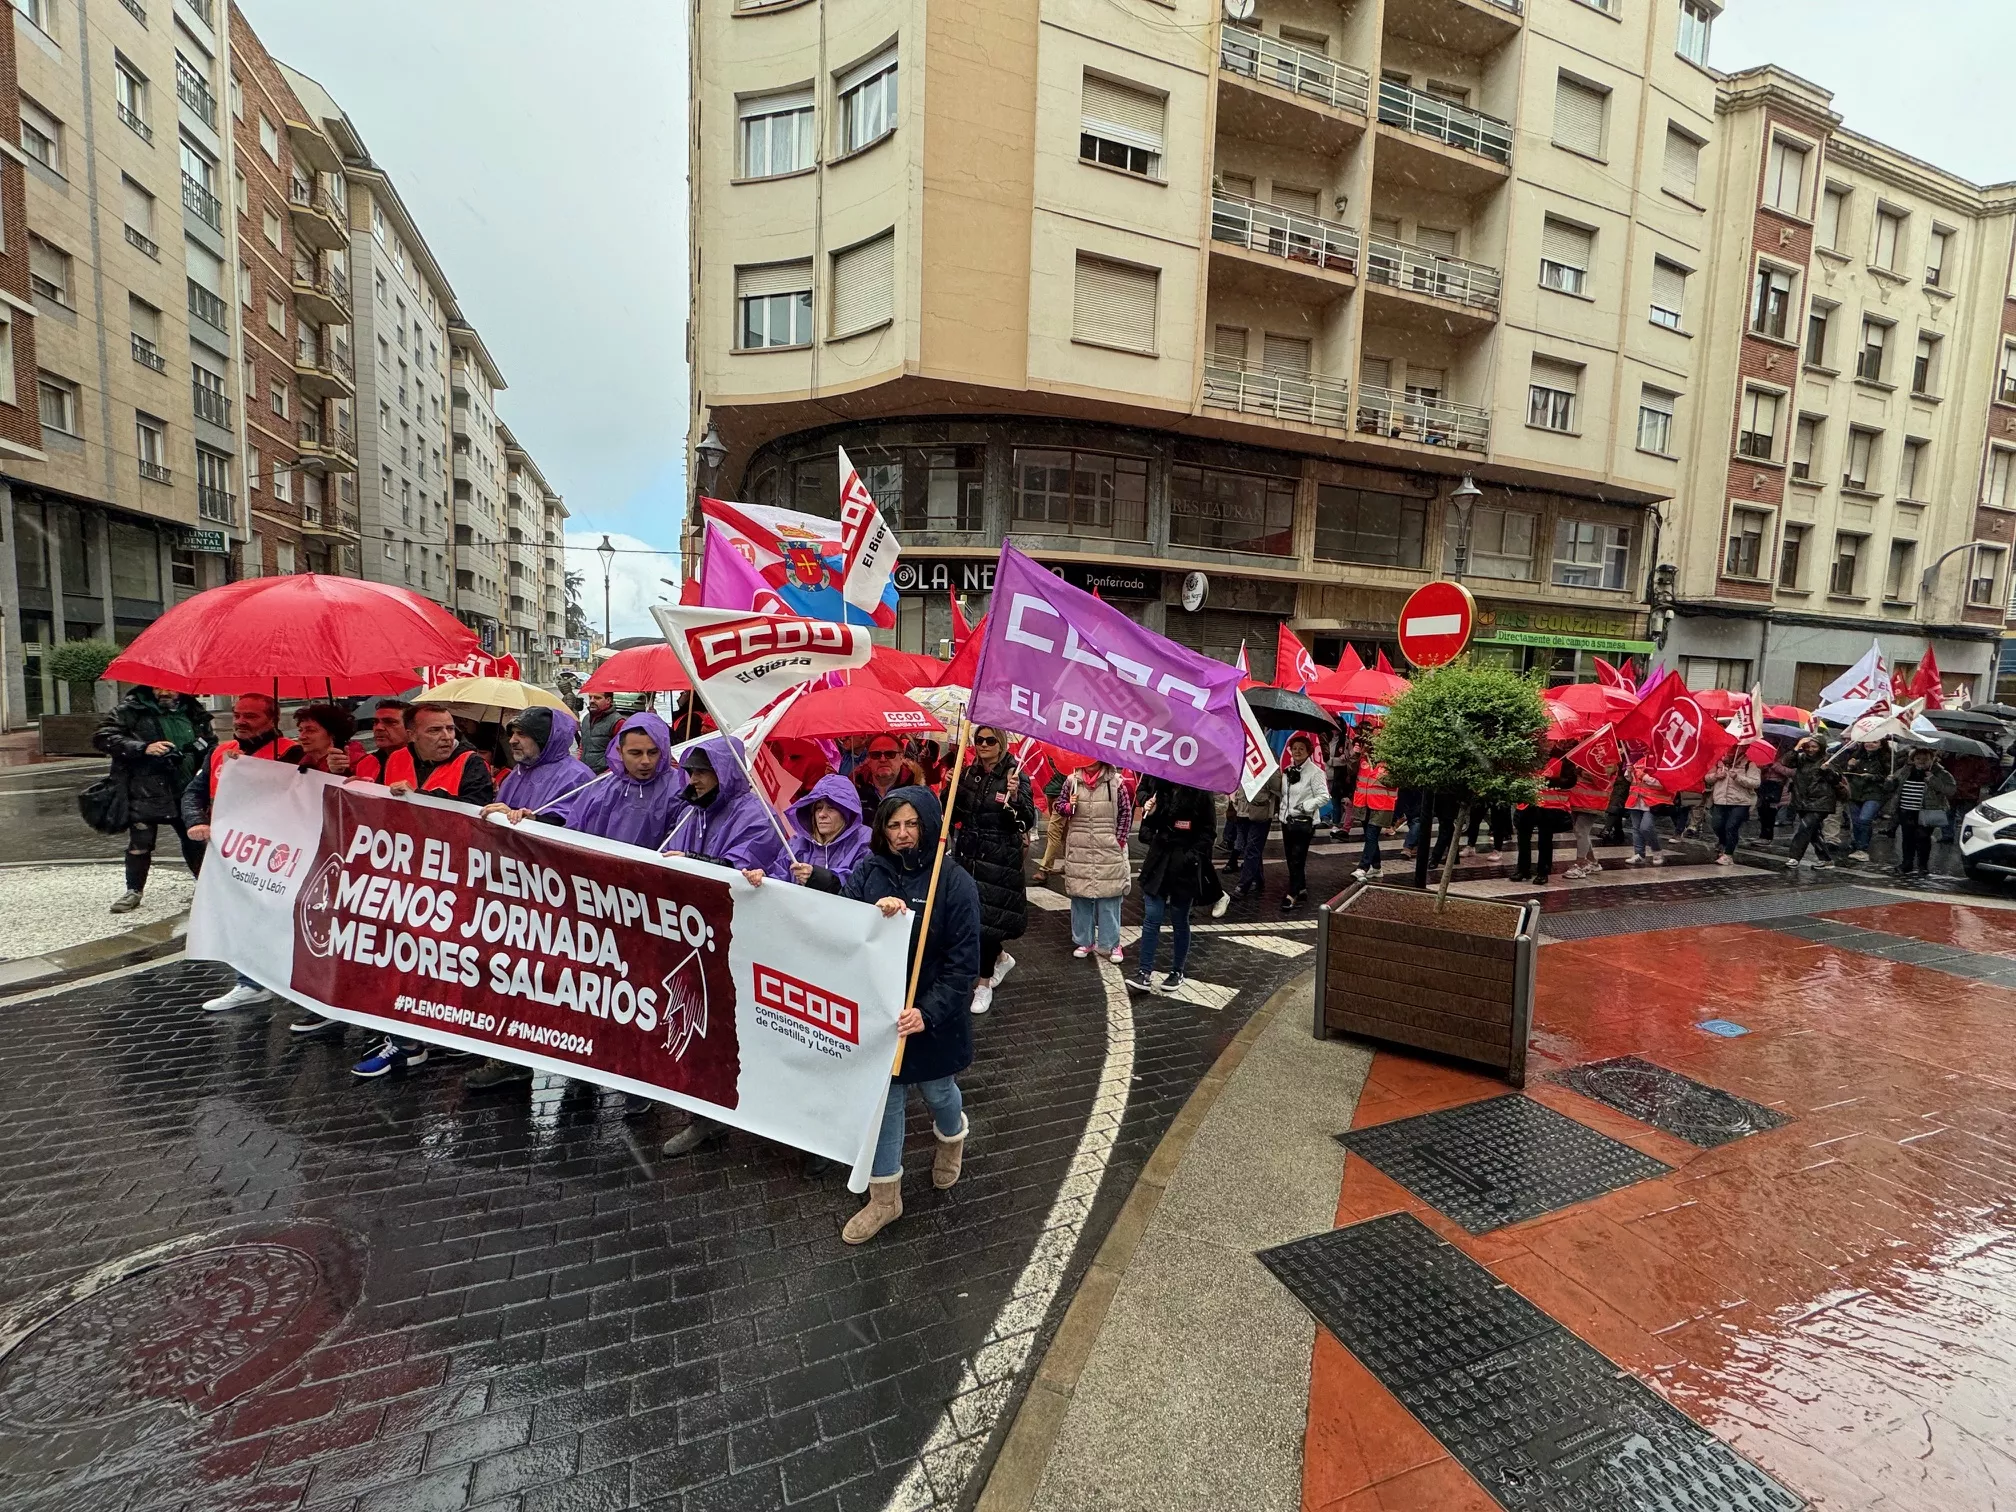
[1336,1096,1671,1233]
[0,1220,362,1475]
[1549,1056,1790,1149]
[1260,1214,1805,1512]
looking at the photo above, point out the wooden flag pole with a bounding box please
[891,711,971,1077]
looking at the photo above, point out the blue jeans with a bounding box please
[1139,892,1190,976]
[1071,895,1122,952]
[1711,803,1748,857]
[1849,797,1882,853]
[1630,808,1662,856]
[872,1076,963,1179]
[1359,819,1384,870]
[1238,817,1270,892]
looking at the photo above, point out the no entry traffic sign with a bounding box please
[1397,580,1476,668]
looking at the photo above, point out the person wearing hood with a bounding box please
[492,707,595,816]
[808,786,980,1245]
[662,734,787,877]
[1784,736,1848,871]
[951,727,1035,1016]
[545,712,684,848]
[783,774,870,888]
[94,683,214,915]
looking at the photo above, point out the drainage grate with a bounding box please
[1260,1214,1806,1512]
[1549,1057,1790,1149]
[1337,1096,1671,1233]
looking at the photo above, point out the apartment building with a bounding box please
[449,325,504,651]
[1665,67,2016,705]
[279,63,457,616]
[0,0,246,722]
[499,421,567,683]
[690,0,1737,677]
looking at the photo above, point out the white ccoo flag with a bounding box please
[652,603,871,733]
[835,446,901,620]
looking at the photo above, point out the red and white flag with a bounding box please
[652,603,871,732]
[1235,640,1260,691]
[1565,724,1625,788]
[1276,624,1322,693]
[1614,678,1735,792]
[1907,647,1944,711]
[1725,684,1763,742]
[1236,689,1280,801]
[835,447,901,621]
[1594,657,1632,690]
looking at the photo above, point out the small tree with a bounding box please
[1372,658,1549,910]
[44,638,121,709]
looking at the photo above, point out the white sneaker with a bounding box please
[1211,892,1230,919]
[1624,854,1644,867]
[1108,946,1124,964]
[991,952,1017,987]
[202,982,269,1014]
[1352,866,1372,881]
[971,982,994,1016]
[1849,850,1870,863]
[1651,853,1667,866]
[1073,945,1094,959]
[1714,854,1732,867]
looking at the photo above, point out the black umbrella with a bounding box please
[1900,730,1999,759]
[1242,686,1338,732]
[1972,702,2016,721]
[1762,721,1810,742]
[1925,708,2011,735]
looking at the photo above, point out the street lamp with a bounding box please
[597,534,616,646]
[694,422,727,496]
[1447,473,1482,582]
[1919,539,1995,608]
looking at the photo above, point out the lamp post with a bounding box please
[597,534,616,646]
[1447,473,1482,582]
[694,422,727,496]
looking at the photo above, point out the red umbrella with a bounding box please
[855,645,948,693]
[581,644,691,694]
[1551,681,1638,717]
[1689,688,1743,717]
[1304,665,1410,711]
[104,573,478,698]
[1765,704,1812,726]
[1541,697,1604,743]
[768,683,945,741]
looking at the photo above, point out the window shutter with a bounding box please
[736,260,812,300]
[740,86,812,119]
[1651,259,1686,311]
[1531,356,1580,395]
[29,238,65,285]
[1541,219,1592,271]
[1360,357,1392,390]
[830,231,895,335]
[1414,226,1458,256]
[1641,387,1674,419]
[1553,77,1605,157]
[1073,255,1157,352]
[1213,325,1248,362]
[1080,75,1164,155]
[837,47,896,95]
[1261,334,1310,373]
[1663,127,1699,196]
[1270,185,1319,217]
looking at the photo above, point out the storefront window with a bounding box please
[13,502,49,590]
[110,521,161,601]
[1551,519,1631,590]
[850,446,985,533]
[1441,503,1535,581]
[1167,465,1295,555]
[1313,484,1426,568]
[1012,449,1148,540]
[55,506,96,596]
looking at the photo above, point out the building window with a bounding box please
[1637,387,1676,455]
[1763,136,1807,215]
[1829,533,1865,596]
[1072,254,1158,354]
[272,463,291,503]
[829,229,895,338]
[247,445,261,492]
[28,235,71,305]
[1971,546,2006,607]
[1737,388,1780,461]
[1912,333,1939,396]
[2002,343,2016,405]
[1527,357,1579,433]
[1750,264,1794,339]
[1079,74,1164,179]
[1552,74,1607,159]
[1805,302,1833,367]
[1843,427,1877,491]
[1011,448,1148,540]
[266,294,285,334]
[738,88,814,178]
[114,58,150,140]
[1552,519,1630,590]
[1676,0,1714,66]
[1926,226,1952,288]
[1539,218,1592,295]
[843,445,985,533]
[837,48,898,155]
[1439,502,1534,580]
[1872,208,1905,271]
[269,380,288,418]
[172,549,199,589]
[1725,508,1768,579]
[1169,465,1296,555]
[37,373,78,433]
[734,260,813,349]
[1680,657,1753,693]
[135,414,168,480]
[1884,539,1916,602]
[1857,319,1888,382]
[1662,125,1701,199]
[232,169,246,218]
[1304,483,1424,568]
[1985,447,2014,510]
[1818,185,1847,250]
[262,207,283,248]
[12,0,52,35]
[239,257,254,306]
[1649,258,1687,330]
[1779,524,1806,588]
[1791,415,1819,481]
[259,113,281,163]
[197,446,233,523]
[19,97,62,172]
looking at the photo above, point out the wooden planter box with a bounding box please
[38,713,102,757]
[1312,881,1540,1085]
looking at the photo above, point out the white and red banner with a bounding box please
[835,446,902,621]
[652,602,872,731]
[1820,641,1892,708]
[188,760,910,1187]
[423,650,521,686]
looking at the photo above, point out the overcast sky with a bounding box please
[241,3,2010,641]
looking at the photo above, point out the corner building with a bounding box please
[690,0,1730,677]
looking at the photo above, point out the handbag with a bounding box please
[77,776,130,835]
[1915,809,1949,829]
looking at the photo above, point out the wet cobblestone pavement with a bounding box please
[0,877,1317,1512]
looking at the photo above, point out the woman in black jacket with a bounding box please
[950,728,1035,1016]
[812,786,981,1245]
[93,685,214,914]
[1126,777,1223,994]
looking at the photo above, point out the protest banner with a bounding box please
[968,546,1249,792]
[186,759,910,1187]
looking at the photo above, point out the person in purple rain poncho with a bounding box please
[781,774,870,888]
[491,707,594,815]
[661,734,787,878]
[543,712,686,849]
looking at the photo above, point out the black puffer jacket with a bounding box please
[94,687,215,823]
[951,753,1036,945]
[1136,777,1218,905]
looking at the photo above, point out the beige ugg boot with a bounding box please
[842,1176,904,1244]
[932,1115,969,1190]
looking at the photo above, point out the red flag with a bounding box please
[1376,649,1395,675]
[939,612,986,688]
[1621,657,1639,683]
[1338,643,1365,675]
[1594,657,1630,689]
[1907,647,1943,711]
[1565,724,1624,787]
[1275,624,1322,693]
[948,588,972,651]
[1614,678,1735,791]
[1235,640,1259,691]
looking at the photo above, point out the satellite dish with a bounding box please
[1223,0,1256,19]
[1180,571,1210,613]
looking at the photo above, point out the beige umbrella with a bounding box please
[421,676,570,723]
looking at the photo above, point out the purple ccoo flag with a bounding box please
[969,546,1249,791]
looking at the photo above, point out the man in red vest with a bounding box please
[181,693,302,1014]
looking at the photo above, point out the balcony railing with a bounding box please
[139,458,172,484]
[295,335,355,385]
[175,60,216,127]
[1219,30,1371,117]
[117,102,152,143]
[1355,384,1490,452]
[300,415,358,456]
[181,172,221,230]
[1210,194,1359,276]
[198,483,233,524]
[123,224,160,259]
[193,381,230,427]
[1363,235,1502,311]
[291,257,351,310]
[131,334,167,373]
[1377,80,1512,165]
[1203,361,1351,429]
[288,173,343,225]
[187,277,227,330]
[120,0,145,20]
[1477,0,1522,12]
[179,0,212,26]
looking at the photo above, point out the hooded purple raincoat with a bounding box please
[787,773,870,882]
[496,707,594,813]
[662,733,787,877]
[552,711,683,848]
